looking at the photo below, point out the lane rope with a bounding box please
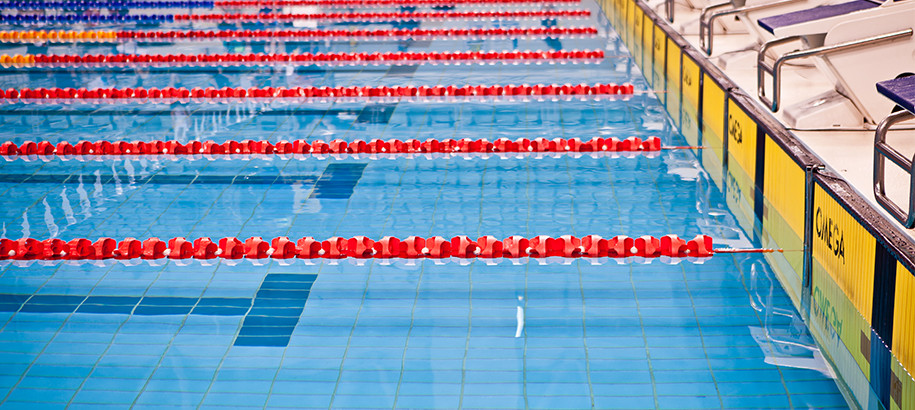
[213,0,581,6]
[2,9,591,24]
[0,136,665,157]
[4,49,605,67]
[1,234,719,261]
[7,0,213,9]
[5,0,578,9]
[0,27,597,43]
[0,82,636,104]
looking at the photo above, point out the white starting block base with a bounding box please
[673,5,915,238]
[782,90,866,129]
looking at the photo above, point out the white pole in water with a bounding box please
[515,296,524,338]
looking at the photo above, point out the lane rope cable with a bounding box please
[0,27,598,43]
[0,82,636,104]
[2,49,606,67]
[0,234,759,262]
[0,136,672,158]
[2,9,591,24]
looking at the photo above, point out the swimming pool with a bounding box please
[0,1,853,408]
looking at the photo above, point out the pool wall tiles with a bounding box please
[595,0,915,409]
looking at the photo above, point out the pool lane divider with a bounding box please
[213,0,580,6]
[1,9,590,24]
[0,136,665,158]
[4,49,606,67]
[2,235,723,261]
[9,0,214,9]
[0,27,597,43]
[216,0,578,6]
[0,82,635,104]
[5,0,577,9]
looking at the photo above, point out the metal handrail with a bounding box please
[699,0,804,55]
[698,1,733,54]
[874,109,915,228]
[757,29,913,112]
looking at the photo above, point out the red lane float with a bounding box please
[24,49,605,67]
[118,26,597,41]
[0,235,715,261]
[0,136,662,158]
[215,0,580,6]
[0,83,635,104]
[0,27,598,44]
[171,10,591,22]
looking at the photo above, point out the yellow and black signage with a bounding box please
[598,0,915,408]
[665,38,680,126]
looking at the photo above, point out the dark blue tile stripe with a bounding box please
[2,272,316,347]
[234,273,315,347]
[0,293,251,316]
[309,163,367,199]
[356,104,397,124]
[0,174,317,186]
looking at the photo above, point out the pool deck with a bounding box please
[647,0,915,239]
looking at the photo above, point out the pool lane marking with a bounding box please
[0,139,685,160]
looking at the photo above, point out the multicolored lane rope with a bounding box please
[5,0,579,9]
[212,0,581,6]
[0,27,598,43]
[0,83,636,104]
[3,49,605,68]
[2,9,591,24]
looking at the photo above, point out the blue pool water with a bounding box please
[0,1,853,409]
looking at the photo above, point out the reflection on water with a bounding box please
[0,97,656,144]
[748,260,836,379]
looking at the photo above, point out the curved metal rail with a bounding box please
[874,109,915,228]
[757,29,913,112]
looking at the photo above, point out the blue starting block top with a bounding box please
[877,75,915,114]
[758,0,880,33]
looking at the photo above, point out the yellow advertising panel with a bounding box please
[724,99,758,233]
[813,184,877,375]
[811,260,874,387]
[702,74,726,186]
[626,0,637,48]
[641,13,653,75]
[631,6,644,59]
[681,55,700,109]
[681,98,700,149]
[893,263,915,384]
[616,0,628,29]
[702,73,726,152]
[813,184,876,320]
[653,25,666,66]
[665,38,680,126]
[763,137,805,237]
[650,25,666,95]
[762,137,806,281]
[726,100,758,182]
